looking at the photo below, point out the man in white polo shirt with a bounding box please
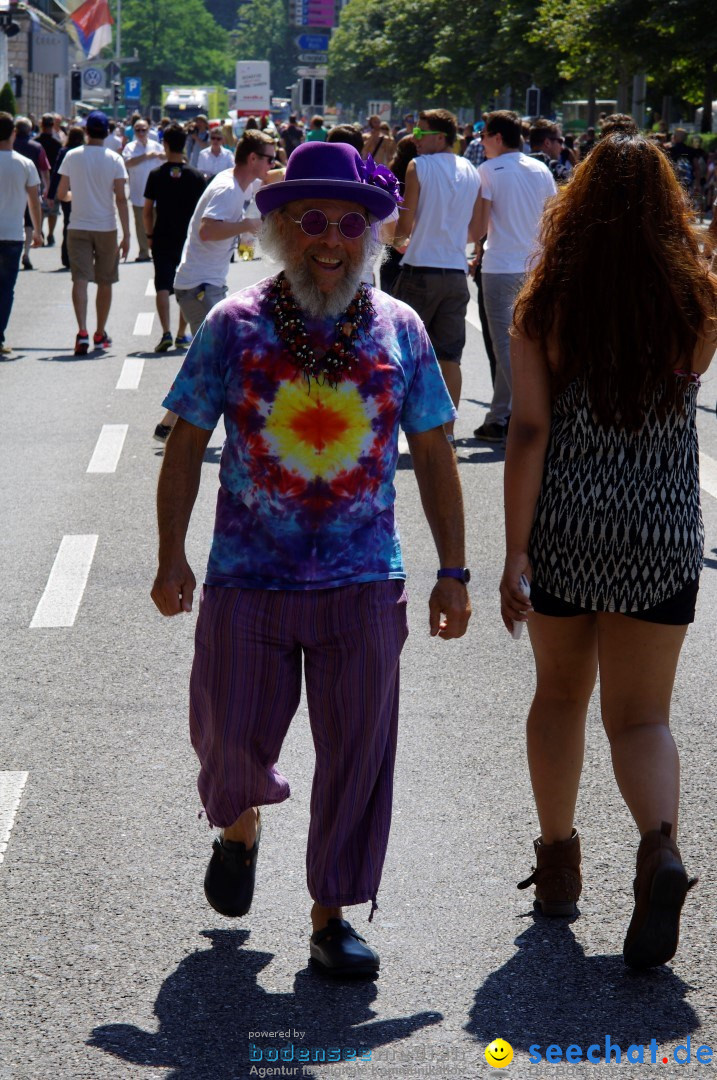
[473,110,556,442]
[0,111,43,356]
[57,110,130,355]
[122,117,165,261]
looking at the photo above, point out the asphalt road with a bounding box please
[1,235,717,1080]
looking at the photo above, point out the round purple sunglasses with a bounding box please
[288,209,369,239]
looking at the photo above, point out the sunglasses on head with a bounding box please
[412,127,445,140]
[288,209,369,239]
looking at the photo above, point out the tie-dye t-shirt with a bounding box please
[163,276,456,590]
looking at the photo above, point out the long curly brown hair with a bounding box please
[513,133,716,430]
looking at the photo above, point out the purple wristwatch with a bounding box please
[437,568,471,583]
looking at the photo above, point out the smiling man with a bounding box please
[151,142,471,977]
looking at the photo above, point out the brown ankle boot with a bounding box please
[623,821,696,969]
[517,829,582,916]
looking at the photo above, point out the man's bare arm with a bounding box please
[113,177,131,259]
[151,418,213,616]
[142,197,154,245]
[198,216,261,242]
[56,174,70,202]
[26,186,43,245]
[406,426,472,639]
[392,160,418,251]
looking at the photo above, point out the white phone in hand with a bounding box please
[512,574,531,640]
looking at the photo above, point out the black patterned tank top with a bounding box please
[528,375,704,613]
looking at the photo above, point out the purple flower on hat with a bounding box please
[358,154,404,204]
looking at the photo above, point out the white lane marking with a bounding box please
[30,535,98,629]
[465,306,483,333]
[398,433,409,455]
[116,357,144,390]
[145,279,156,296]
[133,311,155,336]
[700,451,717,501]
[87,424,128,473]
[0,772,28,867]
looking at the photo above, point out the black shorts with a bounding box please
[530,579,699,626]
[152,245,184,294]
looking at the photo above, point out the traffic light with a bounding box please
[526,85,540,117]
[71,69,82,101]
[314,79,324,108]
[113,81,121,103]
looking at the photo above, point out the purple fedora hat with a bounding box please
[255,142,399,221]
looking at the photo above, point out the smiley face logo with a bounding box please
[485,1039,514,1068]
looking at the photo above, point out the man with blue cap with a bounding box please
[151,142,471,976]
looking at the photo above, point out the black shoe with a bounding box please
[46,235,55,247]
[153,423,173,442]
[204,816,261,918]
[22,256,33,270]
[310,918,380,977]
[474,421,507,443]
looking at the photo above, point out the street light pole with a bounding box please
[114,0,121,120]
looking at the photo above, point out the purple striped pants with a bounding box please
[189,580,409,911]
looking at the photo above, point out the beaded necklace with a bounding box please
[269,272,375,389]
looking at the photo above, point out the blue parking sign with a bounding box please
[124,76,141,101]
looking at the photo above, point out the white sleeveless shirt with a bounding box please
[402,153,480,271]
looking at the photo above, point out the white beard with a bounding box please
[260,212,382,319]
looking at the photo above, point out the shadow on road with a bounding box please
[466,917,698,1054]
[88,928,442,1080]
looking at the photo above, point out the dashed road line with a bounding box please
[0,772,28,867]
[87,424,128,473]
[116,357,145,390]
[700,451,717,501]
[145,279,156,297]
[133,312,155,336]
[30,535,98,629]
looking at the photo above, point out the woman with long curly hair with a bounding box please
[500,133,717,969]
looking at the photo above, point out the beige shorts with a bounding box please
[67,229,119,284]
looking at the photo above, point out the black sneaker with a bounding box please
[153,423,173,442]
[474,421,508,443]
[74,332,89,356]
[155,331,173,353]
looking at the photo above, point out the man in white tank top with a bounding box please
[392,109,482,444]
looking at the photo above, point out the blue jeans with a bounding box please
[0,241,23,346]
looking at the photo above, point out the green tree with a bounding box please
[230,0,298,102]
[119,0,232,106]
[0,82,17,116]
[329,0,565,117]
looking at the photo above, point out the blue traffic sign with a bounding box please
[83,67,104,88]
[296,33,329,50]
[124,76,141,101]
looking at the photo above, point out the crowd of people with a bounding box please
[2,98,716,982]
